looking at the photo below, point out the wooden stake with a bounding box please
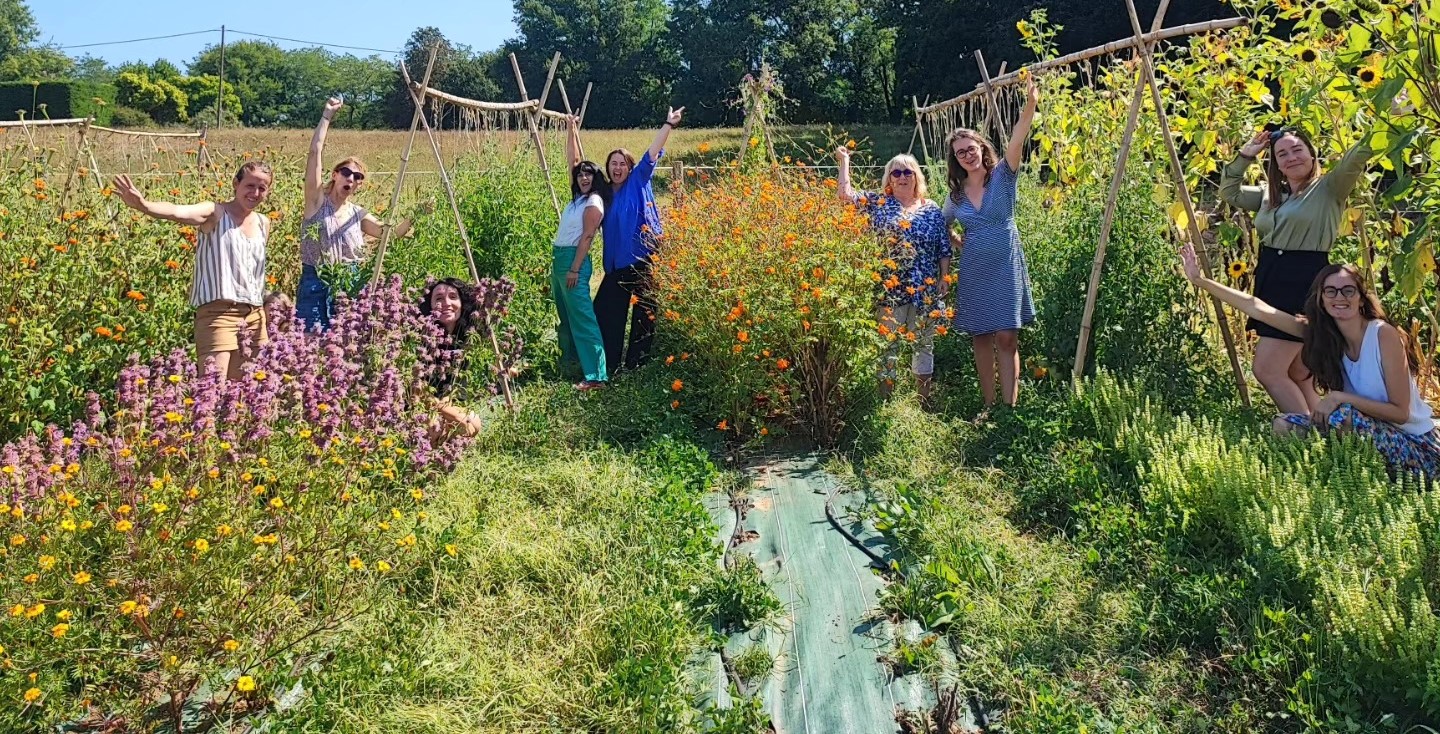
[509,52,562,214]
[402,60,515,409]
[373,45,440,283]
[913,95,931,164]
[536,52,561,115]
[1124,0,1251,406]
[579,82,593,126]
[1073,0,1172,380]
[557,78,575,116]
[975,50,1007,148]
[196,125,210,170]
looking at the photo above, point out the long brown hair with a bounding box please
[1265,129,1317,211]
[1301,263,1419,391]
[944,128,997,203]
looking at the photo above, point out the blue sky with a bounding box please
[35,1,518,67]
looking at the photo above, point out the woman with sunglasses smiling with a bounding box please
[1179,243,1438,474]
[836,147,952,405]
[1220,125,1374,417]
[941,75,1040,410]
[297,95,413,331]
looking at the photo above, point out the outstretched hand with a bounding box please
[323,96,344,119]
[1178,243,1204,283]
[834,145,851,163]
[111,174,144,208]
[1025,74,1040,106]
[666,106,685,126]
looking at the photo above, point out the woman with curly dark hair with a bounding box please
[1180,244,1437,474]
[418,278,484,438]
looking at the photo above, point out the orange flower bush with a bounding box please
[653,170,880,445]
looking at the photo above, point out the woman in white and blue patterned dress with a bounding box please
[942,76,1040,408]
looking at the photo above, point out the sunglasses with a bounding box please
[1268,128,1291,142]
[890,169,916,179]
[336,166,365,182]
[1322,285,1359,299]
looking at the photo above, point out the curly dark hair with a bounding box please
[418,278,481,398]
[571,160,613,205]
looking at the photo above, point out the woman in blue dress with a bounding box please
[943,76,1039,408]
[837,149,953,405]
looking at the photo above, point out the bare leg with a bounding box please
[1287,350,1320,412]
[972,333,997,407]
[1253,337,1309,414]
[202,350,233,383]
[995,329,1020,406]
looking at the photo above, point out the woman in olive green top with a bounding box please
[1220,127,1372,414]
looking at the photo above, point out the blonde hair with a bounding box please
[883,153,928,200]
[325,156,368,194]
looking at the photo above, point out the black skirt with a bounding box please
[1247,247,1330,343]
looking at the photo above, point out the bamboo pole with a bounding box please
[402,60,515,409]
[88,125,202,137]
[536,52,561,115]
[579,82,593,126]
[1124,0,1251,406]
[373,45,439,283]
[509,52,562,214]
[1073,0,1173,380]
[557,78,575,116]
[918,17,1248,116]
[975,50,1008,148]
[0,117,88,128]
[913,95,931,164]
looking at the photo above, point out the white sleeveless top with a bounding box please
[1342,320,1434,435]
[189,205,268,308]
[554,194,604,248]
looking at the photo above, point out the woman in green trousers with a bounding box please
[553,115,609,389]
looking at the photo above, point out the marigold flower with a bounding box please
[376,560,393,573]
[51,623,70,638]
[26,603,45,618]
[125,290,145,301]
[38,555,56,570]
[114,519,133,532]
[73,571,92,585]
[776,358,790,370]
[23,687,41,703]
[23,573,37,584]
[223,639,240,652]
[349,557,365,571]
[10,534,25,546]
[9,603,26,617]
[236,676,256,692]
[118,601,138,615]
[194,538,210,553]
[672,379,684,392]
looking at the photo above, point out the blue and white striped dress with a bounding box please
[942,160,1034,336]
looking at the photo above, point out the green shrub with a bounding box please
[108,104,153,128]
[0,81,116,124]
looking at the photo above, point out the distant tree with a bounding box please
[0,0,37,63]
[0,45,71,82]
[190,40,289,125]
[71,54,114,84]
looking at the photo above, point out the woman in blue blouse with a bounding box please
[591,106,685,373]
[837,148,953,405]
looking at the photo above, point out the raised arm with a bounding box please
[566,115,583,169]
[1179,244,1306,338]
[306,97,343,216]
[1219,130,1268,212]
[1004,77,1040,172]
[646,107,683,164]
[1318,132,1376,204]
[111,174,215,226]
[835,146,857,202]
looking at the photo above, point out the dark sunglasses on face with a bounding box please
[1322,285,1359,299]
[337,166,365,182]
[890,169,916,179]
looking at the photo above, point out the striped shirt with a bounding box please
[188,205,268,308]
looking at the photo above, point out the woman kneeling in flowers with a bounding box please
[836,147,952,405]
[419,278,485,439]
[112,162,275,381]
[1180,244,1439,474]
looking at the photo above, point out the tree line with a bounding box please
[1,0,1228,129]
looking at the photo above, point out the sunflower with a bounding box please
[1297,46,1317,63]
[1320,9,1343,28]
[1357,55,1384,89]
[1228,260,1249,279]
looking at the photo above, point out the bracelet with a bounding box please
[1237,151,1257,161]
[662,122,674,128]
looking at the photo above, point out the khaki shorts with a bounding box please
[194,301,269,355]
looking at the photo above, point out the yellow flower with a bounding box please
[397,534,417,548]
[23,687,41,703]
[253,371,267,381]
[236,676,256,692]
[22,573,37,584]
[194,538,210,553]
[25,603,45,618]
[55,610,72,622]
[59,518,77,532]
[445,544,458,557]
[376,560,392,573]
[410,489,424,501]
[51,623,70,638]
[349,557,365,571]
[150,503,168,515]
[217,524,233,537]
[269,497,284,510]
[390,507,403,520]
[73,571,92,585]
[223,639,240,652]
[115,519,133,533]
[117,505,132,515]
[1017,19,1034,40]
[1228,260,1248,279]
[164,411,183,424]
[38,555,56,570]
[118,600,138,615]
[299,429,312,439]
[168,374,182,384]
[9,603,25,617]
[1358,55,1384,88]
[10,534,26,546]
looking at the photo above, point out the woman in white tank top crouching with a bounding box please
[112,162,275,381]
[1180,244,1439,474]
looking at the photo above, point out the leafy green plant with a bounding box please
[694,554,784,635]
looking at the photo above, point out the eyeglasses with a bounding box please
[890,169,916,179]
[1322,285,1359,299]
[955,147,981,160]
[337,166,365,182]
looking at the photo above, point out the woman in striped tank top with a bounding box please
[112,162,275,381]
[298,96,412,330]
